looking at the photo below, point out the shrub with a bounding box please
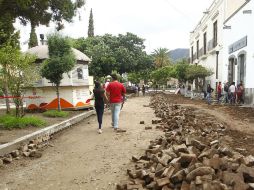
[0,115,46,129]
[43,110,69,118]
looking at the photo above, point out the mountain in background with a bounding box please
[168,48,189,62]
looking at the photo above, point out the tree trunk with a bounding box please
[2,86,10,114]
[56,84,61,112]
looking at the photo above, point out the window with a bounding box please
[191,46,194,63]
[196,40,199,59]
[77,68,83,79]
[213,21,218,47]
[203,32,207,55]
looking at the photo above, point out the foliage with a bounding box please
[171,59,189,83]
[72,33,153,78]
[41,33,75,111]
[186,65,213,82]
[88,8,94,37]
[0,42,38,117]
[152,48,171,68]
[0,0,85,47]
[28,27,38,48]
[0,115,46,129]
[43,110,69,118]
[151,66,174,85]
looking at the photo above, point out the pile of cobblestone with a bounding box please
[0,134,51,166]
[117,94,254,190]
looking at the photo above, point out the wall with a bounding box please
[223,0,254,104]
[35,63,89,87]
[225,0,247,20]
[190,0,225,89]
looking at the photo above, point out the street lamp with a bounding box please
[215,46,220,92]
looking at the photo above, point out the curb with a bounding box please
[0,110,95,156]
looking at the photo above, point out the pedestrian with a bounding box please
[239,81,245,104]
[93,81,108,134]
[217,81,222,103]
[223,82,229,103]
[142,85,146,96]
[229,82,236,104]
[206,84,213,105]
[106,74,126,131]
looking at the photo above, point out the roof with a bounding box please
[26,45,91,62]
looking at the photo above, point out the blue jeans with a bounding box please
[111,103,122,129]
[206,93,211,105]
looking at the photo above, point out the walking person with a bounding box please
[142,85,146,96]
[217,82,222,103]
[229,82,236,104]
[224,82,229,103]
[93,81,108,134]
[106,74,126,131]
[239,81,245,104]
[206,84,213,105]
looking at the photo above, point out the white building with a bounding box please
[25,45,93,110]
[190,0,253,105]
[223,0,254,105]
[190,0,225,90]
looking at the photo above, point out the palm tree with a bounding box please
[152,48,171,68]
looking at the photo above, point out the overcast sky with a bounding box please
[16,0,213,53]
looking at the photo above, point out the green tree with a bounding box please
[88,8,94,37]
[186,64,213,91]
[28,27,38,48]
[72,33,153,77]
[151,66,174,85]
[172,59,189,83]
[0,43,38,117]
[152,48,171,68]
[0,0,85,48]
[41,34,75,111]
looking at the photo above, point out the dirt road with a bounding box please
[0,97,163,190]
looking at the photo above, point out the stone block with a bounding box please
[191,140,206,151]
[173,144,188,153]
[156,177,170,187]
[171,169,185,184]
[186,167,215,182]
[162,166,175,178]
[10,150,20,158]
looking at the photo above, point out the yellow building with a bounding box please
[25,45,92,110]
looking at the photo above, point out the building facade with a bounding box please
[223,0,254,104]
[25,45,93,110]
[190,0,254,105]
[190,0,225,90]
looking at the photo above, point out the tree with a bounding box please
[152,48,171,68]
[72,33,153,77]
[88,8,94,37]
[28,27,38,48]
[41,34,75,111]
[186,65,213,91]
[0,43,38,117]
[172,59,189,83]
[151,66,174,85]
[0,0,85,48]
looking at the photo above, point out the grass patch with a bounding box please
[0,115,46,129]
[43,110,69,118]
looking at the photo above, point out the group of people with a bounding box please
[135,85,146,96]
[92,74,126,134]
[206,81,244,105]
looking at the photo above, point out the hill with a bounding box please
[169,48,189,62]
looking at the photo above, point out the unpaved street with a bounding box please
[0,97,163,190]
